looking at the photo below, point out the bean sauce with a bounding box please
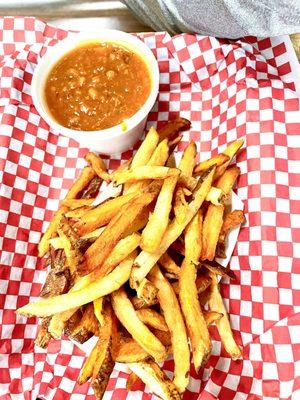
[44,42,152,131]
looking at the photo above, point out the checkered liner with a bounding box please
[1,17,300,400]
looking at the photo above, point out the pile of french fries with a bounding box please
[17,118,245,400]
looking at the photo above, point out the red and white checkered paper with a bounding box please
[1,16,300,400]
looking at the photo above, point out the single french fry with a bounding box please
[93,297,104,326]
[81,227,106,240]
[179,214,211,372]
[48,237,64,250]
[38,206,68,257]
[194,154,229,175]
[174,187,188,224]
[136,309,168,332]
[113,166,179,185]
[111,287,166,362]
[158,253,181,279]
[215,165,241,195]
[126,372,143,391]
[74,192,138,236]
[84,182,160,273]
[35,318,51,349]
[172,272,211,295]
[17,252,136,317]
[178,141,197,177]
[217,210,245,257]
[201,204,225,261]
[78,336,101,384]
[141,174,179,253]
[208,272,241,360]
[148,266,190,393]
[85,152,111,182]
[131,168,215,290]
[157,117,191,141]
[62,198,95,208]
[131,127,160,169]
[114,338,150,363]
[91,354,114,400]
[214,139,244,180]
[128,362,181,400]
[65,166,96,200]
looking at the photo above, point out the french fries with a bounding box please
[149,265,190,393]
[141,175,179,253]
[18,120,245,400]
[85,152,111,182]
[111,287,166,362]
[201,204,225,261]
[179,213,211,372]
[131,167,215,291]
[113,165,179,185]
[208,272,242,360]
[17,252,136,317]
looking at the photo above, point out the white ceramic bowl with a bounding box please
[31,30,159,155]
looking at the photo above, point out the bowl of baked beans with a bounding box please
[31,30,159,155]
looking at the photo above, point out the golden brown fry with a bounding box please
[78,337,101,384]
[62,198,94,208]
[38,206,68,257]
[84,183,160,273]
[85,152,110,183]
[17,252,136,317]
[126,372,143,391]
[179,214,211,372]
[136,309,168,332]
[202,310,223,326]
[173,187,188,224]
[158,253,181,279]
[81,227,105,240]
[114,338,150,363]
[91,354,114,400]
[131,127,160,168]
[214,139,244,180]
[128,362,181,400]
[194,153,229,175]
[172,273,211,295]
[215,165,240,195]
[208,272,241,360]
[149,265,189,393]
[113,166,179,185]
[123,207,150,236]
[141,174,179,253]
[111,287,166,362]
[201,204,225,261]
[151,328,172,347]
[74,192,138,236]
[65,166,96,200]
[217,210,245,257]
[48,237,64,250]
[178,141,197,177]
[157,117,191,141]
[131,168,215,289]
[94,297,104,326]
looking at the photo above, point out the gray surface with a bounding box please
[122,0,300,38]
